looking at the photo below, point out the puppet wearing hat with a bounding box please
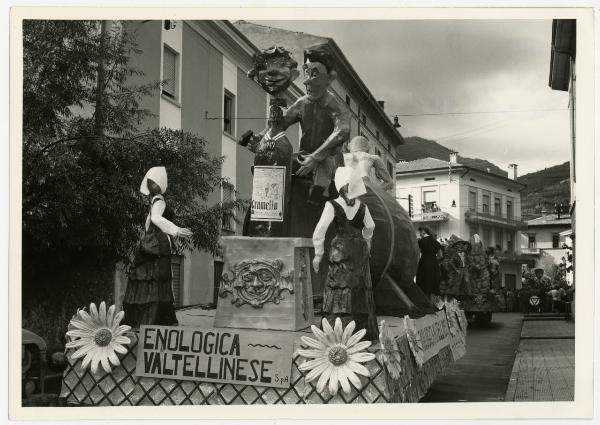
[312,166,378,340]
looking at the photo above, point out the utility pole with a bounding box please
[94,20,109,140]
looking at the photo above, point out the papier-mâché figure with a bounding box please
[312,167,378,340]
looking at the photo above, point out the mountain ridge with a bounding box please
[400,136,508,177]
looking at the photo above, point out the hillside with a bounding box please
[400,136,508,177]
[517,161,571,219]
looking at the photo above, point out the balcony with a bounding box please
[464,208,528,230]
[520,247,541,255]
[411,209,450,223]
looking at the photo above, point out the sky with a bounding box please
[254,20,571,176]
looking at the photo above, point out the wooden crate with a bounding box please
[215,237,314,331]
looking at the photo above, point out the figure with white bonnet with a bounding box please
[343,135,394,192]
[312,166,378,340]
[123,167,193,328]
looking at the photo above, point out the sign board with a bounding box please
[419,211,449,222]
[405,311,452,366]
[448,310,467,361]
[136,326,294,388]
[251,166,285,222]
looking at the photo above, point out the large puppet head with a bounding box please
[303,43,337,101]
[248,46,299,96]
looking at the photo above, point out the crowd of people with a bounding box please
[414,226,573,314]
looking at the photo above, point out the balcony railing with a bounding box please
[520,247,541,255]
[464,208,527,229]
[410,208,450,222]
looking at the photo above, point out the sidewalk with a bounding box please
[504,316,574,401]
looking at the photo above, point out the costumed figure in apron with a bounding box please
[312,166,378,340]
[466,234,491,292]
[343,135,435,316]
[123,167,193,328]
[439,235,471,297]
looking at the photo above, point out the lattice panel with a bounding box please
[61,331,455,406]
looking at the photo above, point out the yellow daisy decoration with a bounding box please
[66,302,131,374]
[297,318,375,395]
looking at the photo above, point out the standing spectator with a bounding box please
[416,226,443,298]
[546,285,561,313]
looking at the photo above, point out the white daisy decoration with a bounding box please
[65,302,131,374]
[297,318,375,396]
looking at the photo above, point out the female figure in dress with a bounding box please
[416,226,443,297]
[342,135,435,316]
[123,166,193,328]
[312,167,378,340]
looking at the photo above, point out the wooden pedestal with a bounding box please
[214,237,314,331]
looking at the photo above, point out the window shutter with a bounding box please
[171,255,182,307]
[162,47,177,97]
[423,190,437,203]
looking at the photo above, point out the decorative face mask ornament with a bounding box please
[220,258,294,308]
[248,46,299,97]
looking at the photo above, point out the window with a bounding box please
[223,90,235,136]
[506,199,514,219]
[171,255,183,307]
[506,232,514,253]
[376,130,380,140]
[496,229,503,250]
[162,45,178,99]
[424,177,435,181]
[552,233,560,248]
[469,224,479,238]
[423,190,438,212]
[482,193,490,213]
[221,182,235,231]
[494,196,502,216]
[468,190,477,211]
[528,234,536,249]
[345,94,351,107]
[375,148,381,157]
[361,114,366,124]
[483,226,491,246]
[387,161,394,178]
[387,144,391,152]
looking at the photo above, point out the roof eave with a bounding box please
[326,39,405,146]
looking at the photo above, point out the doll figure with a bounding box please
[312,167,378,340]
[123,166,192,329]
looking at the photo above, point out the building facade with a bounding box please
[548,19,576,294]
[234,21,405,188]
[521,213,572,266]
[395,153,529,289]
[124,20,304,306]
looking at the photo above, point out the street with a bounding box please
[421,312,523,402]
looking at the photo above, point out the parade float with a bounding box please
[60,44,466,406]
[439,235,499,323]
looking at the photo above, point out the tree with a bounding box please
[22,21,246,349]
